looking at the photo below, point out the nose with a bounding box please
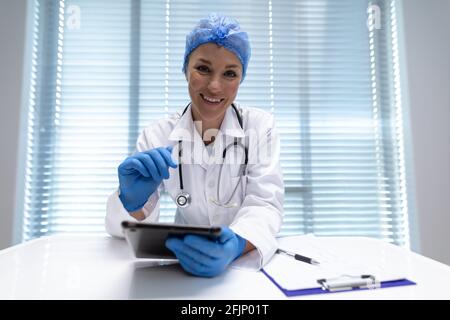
[207,76,222,94]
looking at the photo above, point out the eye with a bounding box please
[224,70,237,78]
[196,65,210,73]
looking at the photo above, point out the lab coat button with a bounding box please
[208,181,215,188]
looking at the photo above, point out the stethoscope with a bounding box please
[175,103,248,208]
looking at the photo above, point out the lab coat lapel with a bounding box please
[168,105,208,170]
[167,104,245,171]
[219,105,245,139]
[208,105,246,170]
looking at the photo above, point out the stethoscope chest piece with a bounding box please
[175,192,191,208]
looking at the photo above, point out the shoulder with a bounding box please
[137,111,181,151]
[238,105,275,130]
[142,111,180,136]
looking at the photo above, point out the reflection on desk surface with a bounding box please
[129,262,229,299]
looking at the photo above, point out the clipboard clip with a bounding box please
[317,275,381,292]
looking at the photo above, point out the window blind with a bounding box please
[21,0,410,247]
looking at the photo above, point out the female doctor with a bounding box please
[105,13,284,277]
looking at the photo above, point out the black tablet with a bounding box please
[121,221,222,259]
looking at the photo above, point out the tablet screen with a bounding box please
[122,221,222,259]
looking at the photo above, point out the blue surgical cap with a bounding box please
[182,13,251,82]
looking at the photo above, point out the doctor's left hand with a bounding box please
[165,227,247,277]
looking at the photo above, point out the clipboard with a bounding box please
[262,235,416,297]
[262,270,415,297]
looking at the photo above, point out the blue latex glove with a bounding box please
[118,146,177,212]
[165,227,247,277]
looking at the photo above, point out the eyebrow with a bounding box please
[197,58,239,69]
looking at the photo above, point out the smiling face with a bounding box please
[185,43,242,128]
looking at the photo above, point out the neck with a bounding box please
[191,109,226,145]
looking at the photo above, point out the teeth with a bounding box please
[202,95,221,103]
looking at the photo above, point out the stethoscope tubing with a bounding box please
[175,102,248,208]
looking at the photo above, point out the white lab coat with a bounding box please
[105,104,284,270]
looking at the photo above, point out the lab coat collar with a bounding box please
[168,103,245,142]
[168,104,197,142]
[219,104,246,139]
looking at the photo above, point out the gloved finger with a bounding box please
[165,237,184,252]
[171,247,211,277]
[119,157,150,178]
[183,234,224,259]
[147,149,170,179]
[166,237,215,265]
[157,147,177,169]
[166,238,210,275]
[134,153,160,181]
[165,145,176,161]
[218,227,235,244]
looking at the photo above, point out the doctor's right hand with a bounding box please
[118,146,177,212]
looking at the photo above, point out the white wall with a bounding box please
[0,0,449,264]
[401,0,450,265]
[0,0,27,250]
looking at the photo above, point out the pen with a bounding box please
[276,248,320,265]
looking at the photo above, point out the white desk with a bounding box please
[1,235,450,299]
